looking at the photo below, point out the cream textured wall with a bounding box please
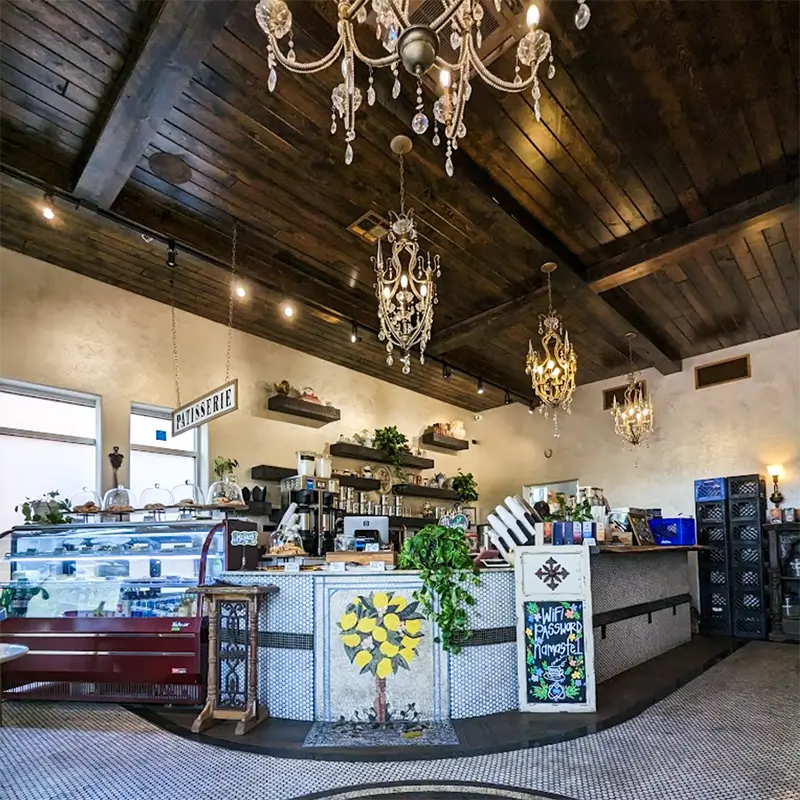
[0,248,485,508]
[478,330,800,516]
[1,247,798,526]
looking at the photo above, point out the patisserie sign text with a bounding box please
[172,379,238,436]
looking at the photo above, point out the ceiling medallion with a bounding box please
[611,333,655,448]
[255,0,593,171]
[374,135,440,374]
[525,262,577,438]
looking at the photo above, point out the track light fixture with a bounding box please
[166,240,177,268]
[442,363,453,380]
[504,390,512,405]
[476,377,485,395]
[350,322,358,343]
[529,401,535,414]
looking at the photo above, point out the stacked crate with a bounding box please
[726,474,768,639]
[695,478,732,636]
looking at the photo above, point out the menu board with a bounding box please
[523,600,587,705]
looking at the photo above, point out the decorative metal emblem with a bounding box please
[535,557,570,591]
[217,600,249,709]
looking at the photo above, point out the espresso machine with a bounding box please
[280,475,340,556]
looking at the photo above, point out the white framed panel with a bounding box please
[515,545,596,713]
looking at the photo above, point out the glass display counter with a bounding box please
[0,519,232,704]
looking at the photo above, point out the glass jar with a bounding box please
[315,454,332,479]
[70,487,102,515]
[270,527,305,556]
[297,450,316,477]
[206,476,245,507]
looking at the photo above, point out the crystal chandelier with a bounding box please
[255,0,593,172]
[611,333,655,448]
[525,262,577,437]
[374,135,440,374]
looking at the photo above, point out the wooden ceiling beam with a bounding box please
[428,287,548,356]
[72,0,242,209]
[587,180,800,293]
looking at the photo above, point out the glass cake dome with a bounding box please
[70,487,102,514]
[206,476,245,507]
[172,480,203,507]
[102,485,137,512]
[140,483,174,511]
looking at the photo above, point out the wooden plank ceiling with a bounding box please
[0,0,797,411]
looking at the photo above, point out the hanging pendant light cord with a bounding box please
[398,154,405,215]
[225,222,238,384]
[546,269,553,315]
[168,241,181,408]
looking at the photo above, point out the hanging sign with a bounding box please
[172,379,238,436]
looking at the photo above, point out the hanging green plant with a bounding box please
[451,469,479,504]
[398,524,480,654]
[373,426,409,480]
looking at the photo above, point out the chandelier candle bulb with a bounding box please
[527,4,541,28]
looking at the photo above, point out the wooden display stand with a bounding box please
[515,545,596,713]
[192,584,277,736]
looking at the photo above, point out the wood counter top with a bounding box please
[596,545,712,554]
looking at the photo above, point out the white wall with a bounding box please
[479,331,799,516]
[0,248,485,517]
[1,246,798,528]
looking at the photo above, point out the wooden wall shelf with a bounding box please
[393,483,460,501]
[334,474,381,491]
[250,465,295,482]
[329,442,434,470]
[420,431,469,451]
[267,395,341,423]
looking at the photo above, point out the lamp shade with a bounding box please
[767,464,783,479]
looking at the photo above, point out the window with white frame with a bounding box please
[0,380,101,538]
[129,404,203,504]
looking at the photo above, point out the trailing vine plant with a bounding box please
[398,524,480,654]
[451,469,479,504]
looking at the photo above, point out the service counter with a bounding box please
[220,547,695,721]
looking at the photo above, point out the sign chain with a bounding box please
[168,241,181,408]
[225,222,237,384]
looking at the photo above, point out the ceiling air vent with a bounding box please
[602,382,647,411]
[348,211,390,244]
[695,354,751,390]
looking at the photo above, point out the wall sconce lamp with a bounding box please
[767,464,784,507]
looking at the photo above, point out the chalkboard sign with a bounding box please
[523,600,587,704]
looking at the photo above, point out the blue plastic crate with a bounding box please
[649,517,697,546]
[695,478,726,502]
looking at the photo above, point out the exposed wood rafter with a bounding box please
[72,0,242,208]
[588,181,800,293]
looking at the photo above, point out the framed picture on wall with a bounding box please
[463,507,477,527]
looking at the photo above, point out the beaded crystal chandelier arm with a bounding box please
[256,0,592,171]
[374,136,440,375]
[525,262,577,438]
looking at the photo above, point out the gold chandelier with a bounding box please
[611,333,655,447]
[374,135,440,374]
[255,0,593,171]
[525,262,577,437]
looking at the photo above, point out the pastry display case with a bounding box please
[0,518,247,704]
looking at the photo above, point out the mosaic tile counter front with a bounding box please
[220,550,691,722]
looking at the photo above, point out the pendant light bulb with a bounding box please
[235,285,246,298]
[282,302,294,318]
[477,377,485,395]
[42,193,55,220]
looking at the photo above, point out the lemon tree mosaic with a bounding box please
[338,590,426,725]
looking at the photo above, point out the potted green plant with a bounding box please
[372,426,409,480]
[398,523,480,654]
[213,456,239,480]
[451,469,479,504]
[15,490,72,525]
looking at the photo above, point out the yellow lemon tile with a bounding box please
[354,650,372,668]
[356,617,376,633]
[405,618,421,634]
[383,612,400,631]
[376,657,393,678]
[340,612,357,630]
[341,633,361,648]
[380,641,399,657]
[372,626,387,642]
